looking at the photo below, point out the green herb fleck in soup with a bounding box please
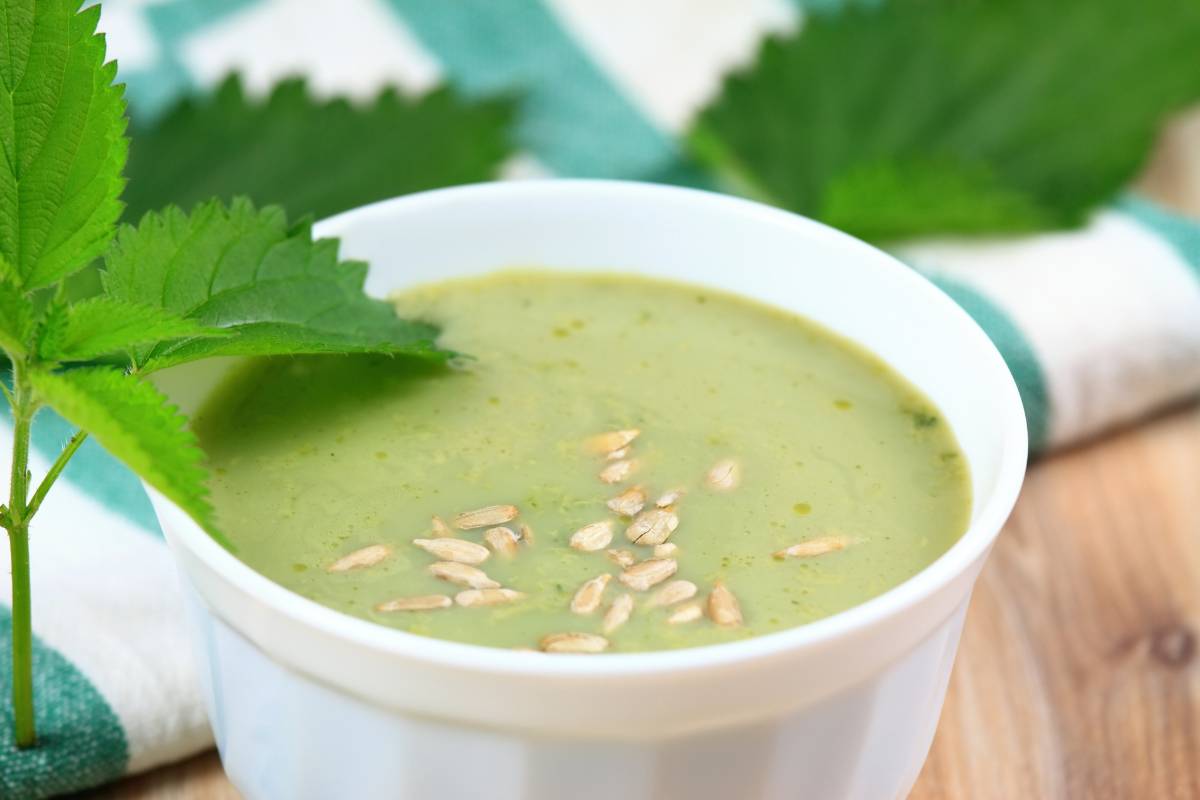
[193,271,971,652]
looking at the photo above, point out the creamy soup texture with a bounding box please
[192,271,971,652]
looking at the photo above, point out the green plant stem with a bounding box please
[7,522,33,747]
[26,430,88,519]
[6,363,37,748]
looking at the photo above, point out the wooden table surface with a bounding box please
[81,112,1200,800]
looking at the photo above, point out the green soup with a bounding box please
[192,271,971,652]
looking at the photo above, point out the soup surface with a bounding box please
[193,271,971,652]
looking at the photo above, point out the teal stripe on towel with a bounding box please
[383,0,682,179]
[1115,194,1200,276]
[120,0,257,120]
[928,275,1050,452]
[0,606,129,799]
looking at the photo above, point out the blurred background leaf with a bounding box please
[690,0,1200,242]
[123,76,516,222]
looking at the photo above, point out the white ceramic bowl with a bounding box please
[150,180,1027,800]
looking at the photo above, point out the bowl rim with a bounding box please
[158,179,1029,679]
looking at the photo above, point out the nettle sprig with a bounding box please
[1,0,448,747]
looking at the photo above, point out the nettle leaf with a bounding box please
[28,366,216,535]
[0,275,33,356]
[124,76,515,222]
[0,0,128,289]
[819,158,1049,242]
[690,0,1200,241]
[37,297,224,363]
[102,197,447,372]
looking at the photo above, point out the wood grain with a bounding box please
[71,750,233,799]
[911,405,1200,800]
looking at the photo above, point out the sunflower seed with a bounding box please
[428,561,500,589]
[518,523,535,546]
[599,459,637,484]
[606,447,629,461]
[375,594,452,612]
[454,505,519,529]
[570,520,615,551]
[327,544,391,573]
[706,459,740,491]
[655,488,684,508]
[606,485,647,517]
[625,508,679,545]
[430,515,453,538]
[773,536,851,559]
[484,526,521,558]
[412,537,490,564]
[455,588,524,607]
[619,558,678,591]
[541,632,610,653]
[708,581,743,627]
[667,602,703,625]
[606,549,637,568]
[653,542,678,558]
[586,429,640,455]
[646,579,697,608]
[603,593,635,634]
[570,574,612,614]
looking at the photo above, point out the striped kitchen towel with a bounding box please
[3,0,1199,796]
